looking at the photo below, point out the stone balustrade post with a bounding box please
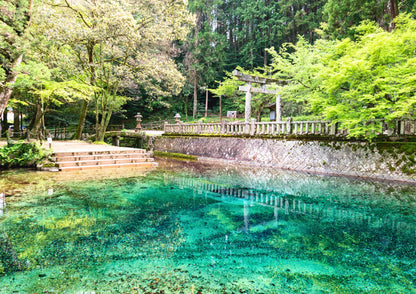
[179,121,184,134]
[164,121,168,133]
[244,121,250,134]
[286,117,292,134]
[221,120,227,134]
[330,122,338,135]
[197,120,202,134]
[250,119,256,136]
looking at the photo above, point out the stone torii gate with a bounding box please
[233,70,282,122]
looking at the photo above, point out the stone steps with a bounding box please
[53,148,156,172]
[59,162,156,172]
[55,153,150,162]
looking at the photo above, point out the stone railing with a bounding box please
[142,120,175,130]
[164,118,335,136]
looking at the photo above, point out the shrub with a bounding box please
[0,141,51,169]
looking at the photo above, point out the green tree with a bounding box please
[266,37,333,116]
[0,0,34,117]
[181,0,327,121]
[267,15,416,139]
[323,0,416,38]
[186,0,226,119]
[13,61,93,138]
[318,16,416,138]
[37,0,193,141]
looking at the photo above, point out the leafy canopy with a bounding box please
[266,14,416,140]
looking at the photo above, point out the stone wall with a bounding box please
[153,136,416,183]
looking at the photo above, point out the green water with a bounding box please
[0,159,415,293]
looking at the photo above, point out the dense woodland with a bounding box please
[1,0,416,140]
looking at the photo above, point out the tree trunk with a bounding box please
[74,100,89,139]
[386,0,399,31]
[74,44,95,140]
[1,111,8,137]
[256,112,261,122]
[204,88,208,118]
[31,104,43,140]
[193,76,198,119]
[13,107,20,136]
[97,108,113,142]
[0,54,24,118]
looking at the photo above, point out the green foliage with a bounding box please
[323,0,416,38]
[0,0,34,116]
[267,37,333,114]
[318,15,416,139]
[0,141,50,169]
[264,14,416,140]
[0,0,32,72]
[323,0,387,38]
[35,0,194,137]
[210,71,242,98]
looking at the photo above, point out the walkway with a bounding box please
[49,140,142,153]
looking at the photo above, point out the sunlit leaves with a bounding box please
[32,0,193,139]
[265,14,416,140]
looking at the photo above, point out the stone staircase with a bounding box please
[53,149,157,171]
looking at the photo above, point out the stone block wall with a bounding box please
[153,136,416,183]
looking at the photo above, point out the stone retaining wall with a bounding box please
[153,136,416,183]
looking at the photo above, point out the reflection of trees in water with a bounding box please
[0,193,4,216]
[0,232,22,274]
[166,172,416,247]
[0,180,187,276]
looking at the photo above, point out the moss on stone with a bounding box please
[388,164,396,172]
[401,162,416,175]
[162,133,361,143]
[42,162,57,168]
[154,151,197,161]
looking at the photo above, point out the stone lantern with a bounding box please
[135,112,143,132]
[174,113,181,124]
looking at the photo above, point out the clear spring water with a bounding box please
[0,159,415,293]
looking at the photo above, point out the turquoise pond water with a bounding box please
[0,158,415,293]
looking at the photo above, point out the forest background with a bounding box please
[1,0,416,140]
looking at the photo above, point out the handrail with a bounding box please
[163,119,335,136]
[163,118,416,137]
